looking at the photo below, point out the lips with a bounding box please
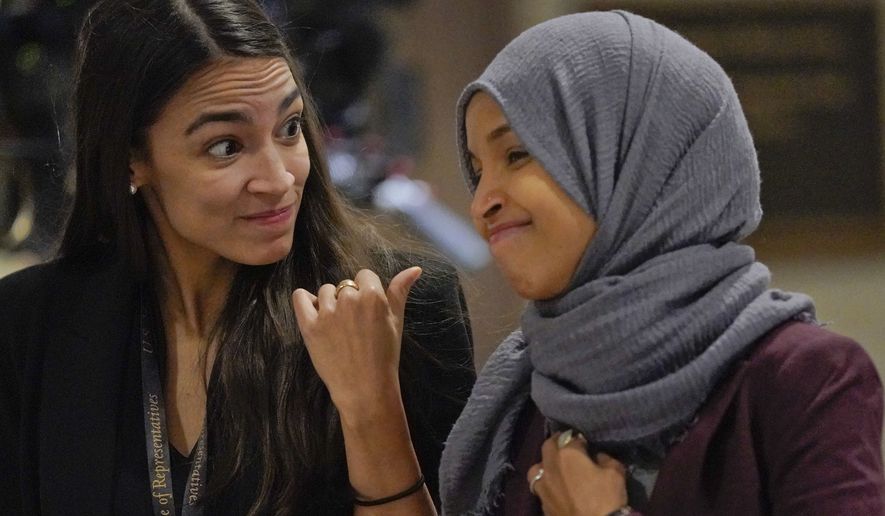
[487,220,531,245]
[242,205,294,225]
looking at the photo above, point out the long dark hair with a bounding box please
[61,1,460,514]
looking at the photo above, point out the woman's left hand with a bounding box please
[292,266,422,419]
[527,431,629,516]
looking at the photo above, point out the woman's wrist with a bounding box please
[335,380,405,431]
[352,474,426,507]
[338,387,419,493]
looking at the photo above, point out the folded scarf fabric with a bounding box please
[440,11,814,515]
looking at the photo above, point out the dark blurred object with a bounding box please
[0,138,45,250]
[373,174,490,271]
[278,0,423,137]
[0,0,92,254]
[0,1,88,135]
[281,0,392,134]
[280,0,489,269]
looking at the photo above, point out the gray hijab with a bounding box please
[439,11,814,515]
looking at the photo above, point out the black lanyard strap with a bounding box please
[140,296,207,516]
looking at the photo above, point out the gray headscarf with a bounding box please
[439,11,815,515]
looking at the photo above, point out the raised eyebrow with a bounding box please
[279,87,302,115]
[465,123,512,158]
[487,123,512,143]
[184,88,302,136]
[185,111,252,136]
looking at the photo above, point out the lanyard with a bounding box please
[140,297,207,516]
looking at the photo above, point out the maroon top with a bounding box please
[496,399,545,515]
[496,321,885,515]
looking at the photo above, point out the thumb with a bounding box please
[387,266,422,320]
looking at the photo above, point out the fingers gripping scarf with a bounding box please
[440,11,814,515]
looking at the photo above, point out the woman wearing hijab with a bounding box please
[438,11,884,516]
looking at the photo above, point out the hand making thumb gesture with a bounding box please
[291,266,422,419]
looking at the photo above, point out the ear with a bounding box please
[129,150,151,189]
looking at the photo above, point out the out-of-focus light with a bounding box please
[374,175,491,271]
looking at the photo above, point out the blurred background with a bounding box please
[1,0,884,377]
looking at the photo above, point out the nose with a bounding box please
[470,174,505,224]
[247,144,295,196]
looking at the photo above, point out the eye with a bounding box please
[506,148,530,166]
[279,115,303,141]
[469,161,482,189]
[469,170,482,190]
[207,139,241,159]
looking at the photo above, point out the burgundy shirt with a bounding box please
[496,322,885,515]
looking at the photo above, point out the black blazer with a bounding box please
[0,256,475,515]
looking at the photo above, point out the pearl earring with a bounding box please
[129,184,138,195]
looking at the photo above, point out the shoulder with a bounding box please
[394,251,475,403]
[658,322,883,514]
[0,260,55,293]
[742,321,883,480]
[0,255,115,309]
[0,260,77,351]
[392,249,462,295]
[0,261,61,318]
[398,251,471,336]
[734,322,884,513]
[0,255,130,349]
[0,262,61,382]
[743,321,881,401]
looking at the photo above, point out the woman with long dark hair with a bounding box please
[438,11,883,516]
[0,1,474,514]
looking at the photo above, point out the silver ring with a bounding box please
[557,428,585,449]
[528,467,544,496]
[557,429,575,449]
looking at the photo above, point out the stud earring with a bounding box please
[129,184,138,195]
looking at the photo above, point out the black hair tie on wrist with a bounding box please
[352,474,426,507]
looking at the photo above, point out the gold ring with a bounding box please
[528,467,544,496]
[335,279,359,298]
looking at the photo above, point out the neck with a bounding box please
[149,230,237,346]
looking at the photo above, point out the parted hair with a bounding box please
[61,1,463,514]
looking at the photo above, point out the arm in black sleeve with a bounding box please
[398,260,476,510]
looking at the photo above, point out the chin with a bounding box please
[504,272,542,301]
[244,255,288,266]
[505,270,567,301]
[515,285,559,301]
[232,239,293,266]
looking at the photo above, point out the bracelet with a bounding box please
[606,506,633,516]
[352,474,426,507]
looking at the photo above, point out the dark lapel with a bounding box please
[38,258,134,515]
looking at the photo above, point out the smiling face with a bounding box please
[465,92,598,300]
[130,57,310,268]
